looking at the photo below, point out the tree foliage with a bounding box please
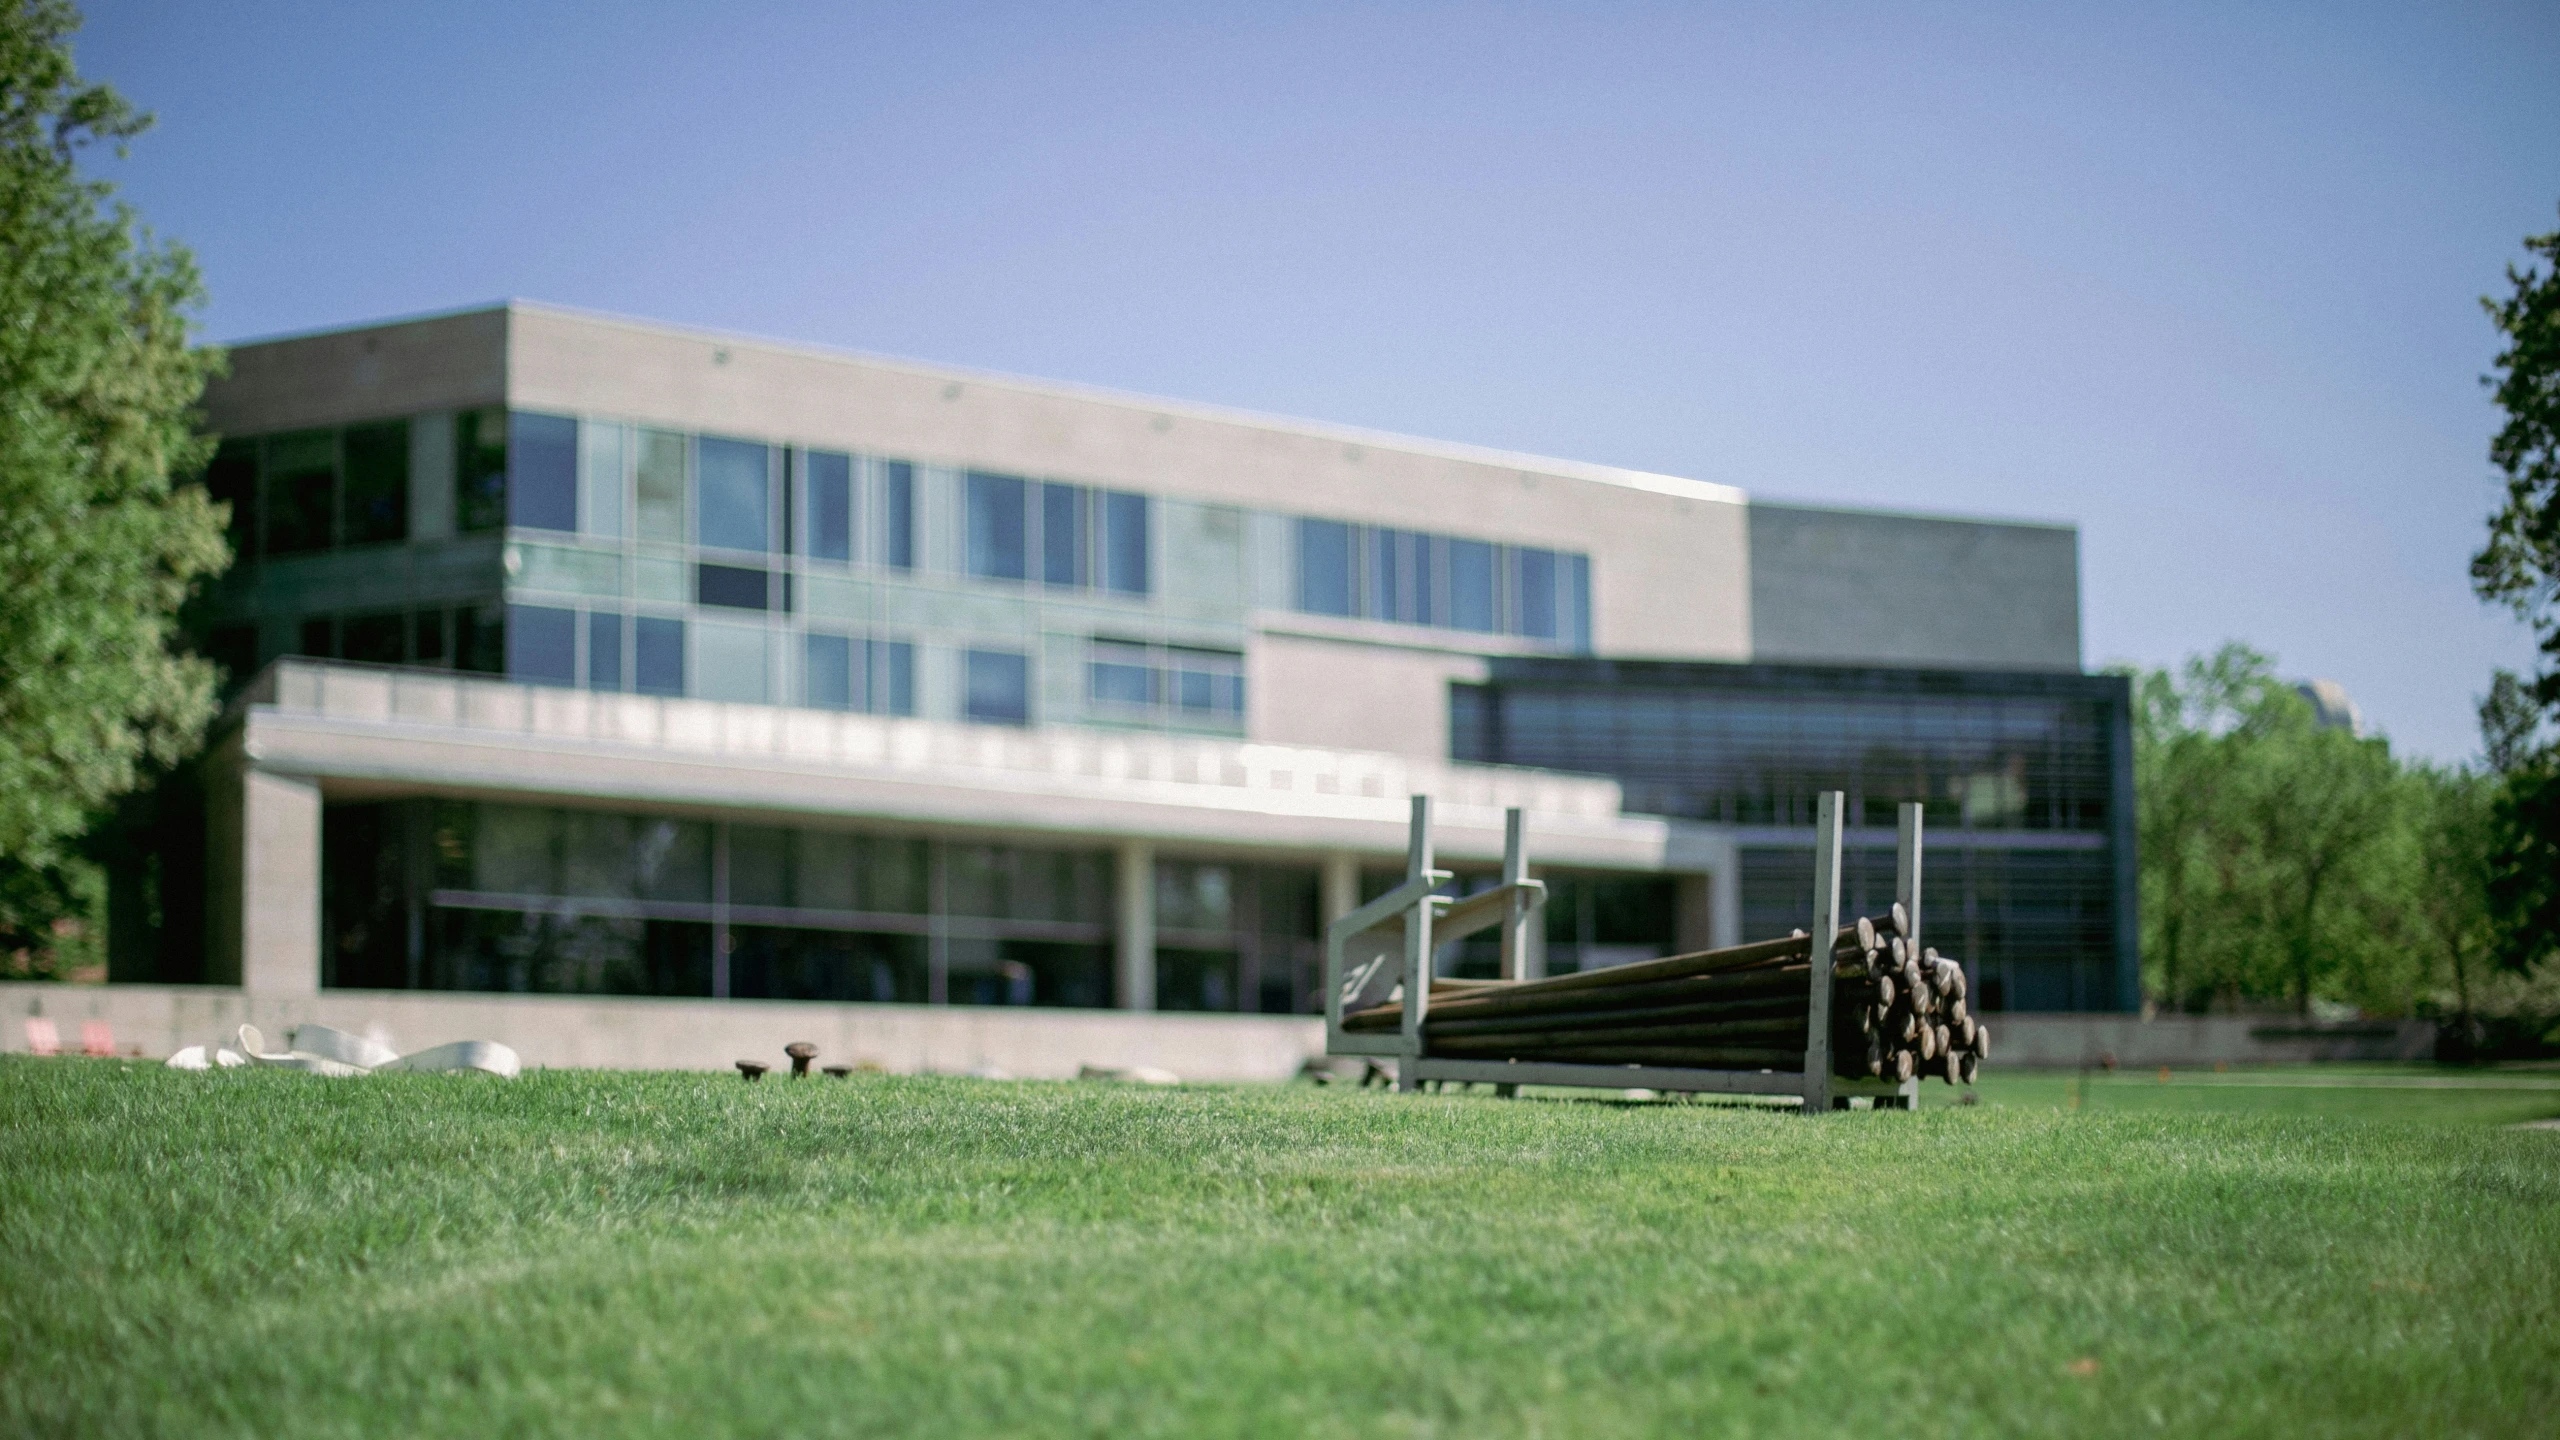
[2471,209,2560,700]
[2133,644,2444,1017]
[0,0,226,882]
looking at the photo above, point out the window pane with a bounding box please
[580,422,625,541]
[1090,641,1154,708]
[1296,519,1353,616]
[296,617,334,657]
[695,563,768,611]
[1176,669,1215,712]
[805,632,854,710]
[505,604,577,685]
[507,413,578,532]
[1041,482,1085,586]
[696,623,768,703]
[881,461,915,569]
[1514,547,1558,640]
[587,611,623,690]
[1566,553,1592,651]
[1101,490,1148,595]
[1448,538,1498,633]
[1365,528,1399,622]
[696,437,770,553]
[455,410,507,533]
[342,421,409,546]
[806,450,852,562]
[633,816,713,903]
[965,649,1030,724]
[413,609,448,665]
[634,616,685,695]
[635,429,686,542]
[473,804,558,895]
[966,472,1027,580]
[266,430,336,555]
[876,641,915,716]
[459,605,505,674]
[343,611,405,663]
[204,438,259,561]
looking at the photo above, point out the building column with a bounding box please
[1520,866,1549,980]
[205,743,321,999]
[1675,873,1715,955]
[1115,839,1155,1011]
[1320,851,1360,928]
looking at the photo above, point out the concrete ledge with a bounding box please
[1,984,1325,1082]
[1987,1013,2437,1068]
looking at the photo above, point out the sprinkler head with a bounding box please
[784,1042,817,1078]
[736,1060,769,1081]
[821,1065,852,1079]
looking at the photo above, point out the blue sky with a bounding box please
[79,2,2560,761]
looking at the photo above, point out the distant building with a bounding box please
[109,302,2135,1063]
[2295,678,2366,737]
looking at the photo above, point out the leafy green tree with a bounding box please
[2470,213,2560,967]
[0,0,227,971]
[2132,644,2415,1016]
[2472,211,2560,703]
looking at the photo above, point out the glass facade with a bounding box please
[1450,658,2137,1011]
[196,404,1620,740]
[321,799,1323,1011]
[1294,517,1590,647]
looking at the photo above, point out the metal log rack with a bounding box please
[1324,791,1924,1112]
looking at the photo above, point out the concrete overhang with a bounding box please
[231,661,1721,871]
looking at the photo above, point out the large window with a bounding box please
[1294,517,1590,648]
[804,632,915,716]
[696,436,772,553]
[965,648,1031,725]
[965,471,1028,580]
[968,471,1148,595]
[1449,659,2133,1009]
[1087,639,1243,724]
[881,461,916,570]
[804,450,853,562]
[507,413,578,532]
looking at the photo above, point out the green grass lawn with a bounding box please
[4,1058,2556,1438]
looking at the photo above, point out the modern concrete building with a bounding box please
[83,302,2131,1074]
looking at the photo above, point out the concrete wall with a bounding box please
[203,308,506,433]
[1983,1014,2437,1067]
[0,983,1325,1082]
[1252,633,1489,757]
[1748,503,2081,670]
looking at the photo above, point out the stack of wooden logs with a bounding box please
[1341,907,1990,1083]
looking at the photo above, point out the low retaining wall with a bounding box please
[1986,1013,2437,1068]
[1,983,1328,1084]
[5,986,2442,1079]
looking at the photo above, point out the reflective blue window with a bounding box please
[505,604,576,686]
[506,413,578,533]
[696,563,768,611]
[965,649,1030,724]
[1566,554,1591,651]
[1448,539,1498,633]
[587,611,623,691]
[1089,641,1155,708]
[875,640,915,716]
[696,437,771,553]
[966,472,1027,581]
[805,632,854,710]
[1101,491,1149,595]
[1042,482,1085,586]
[882,462,915,570]
[806,450,851,562]
[1296,519,1354,616]
[1514,548,1558,640]
[634,617,685,696]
